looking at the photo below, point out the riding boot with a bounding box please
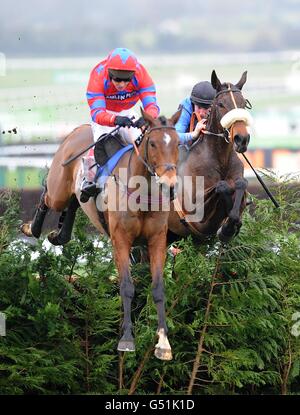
[30,201,48,238]
[80,156,99,203]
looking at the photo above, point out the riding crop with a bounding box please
[242,153,280,208]
[62,116,135,167]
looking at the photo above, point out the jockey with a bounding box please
[80,47,160,203]
[176,81,216,146]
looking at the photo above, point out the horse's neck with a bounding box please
[128,143,151,188]
[180,111,233,179]
[131,142,148,177]
[202,109,233,165]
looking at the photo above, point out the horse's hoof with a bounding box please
[154,347,173,361]
[217,227,232,243]
[20,222,33,237]
[48,230,71,246]
[47,231,63,246]
[117,340,135,352]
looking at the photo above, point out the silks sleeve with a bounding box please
[138,65,160,119]
[86,67,116,127]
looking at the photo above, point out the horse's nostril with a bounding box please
[234,134,250,145]
[234,134,242,143]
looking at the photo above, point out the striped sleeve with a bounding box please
[137,65,160,118]
[86,67,116,126]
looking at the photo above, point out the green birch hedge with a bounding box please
[0,175,299,395]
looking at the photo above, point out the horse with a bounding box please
[21,108,181,360]
[168,70,252,243]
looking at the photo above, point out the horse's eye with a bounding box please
[150,141,156,148]
[218,102,225,109]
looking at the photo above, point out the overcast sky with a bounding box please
[1,0,300,56]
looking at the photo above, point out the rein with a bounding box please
[132,125,177,181]
[115,124,178,202]
[200,85,247,145]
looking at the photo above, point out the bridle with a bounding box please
[194,84,252,146]
[114,124,178,204]
[130,125,178,182]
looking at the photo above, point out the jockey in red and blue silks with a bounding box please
[87,47,160,142]
[175,81,216,145]
[80,47,160,203]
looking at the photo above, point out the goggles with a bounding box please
[111,76,132,83]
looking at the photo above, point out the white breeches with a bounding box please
[91,109,140,144]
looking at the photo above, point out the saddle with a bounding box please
[94,132,127,166]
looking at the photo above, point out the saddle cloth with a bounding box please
[95,144,133,189]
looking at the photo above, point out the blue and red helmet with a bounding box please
[107,48,138,80]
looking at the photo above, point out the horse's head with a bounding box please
[140,108,181,198]
[210,70,252,153]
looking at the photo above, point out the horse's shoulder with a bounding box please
[111,148,133,173]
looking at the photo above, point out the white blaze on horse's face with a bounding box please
[163,133,171,146]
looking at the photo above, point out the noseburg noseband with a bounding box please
[203,84,253,143]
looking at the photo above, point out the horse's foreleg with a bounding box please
[215,180,234,215]
[229,178,248,221]
[113,235,135,352]
[47,195,79,245]
[20,186,48,238]
[218,178,248,242]
[148,231,172,361]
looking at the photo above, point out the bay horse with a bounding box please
[168,70,252,243]
[21,109,181,360]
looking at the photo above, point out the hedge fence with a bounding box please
[0,175,299,395]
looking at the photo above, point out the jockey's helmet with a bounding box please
[190,81,216,107]
[107,48,137,80]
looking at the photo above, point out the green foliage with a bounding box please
[0,177,299,395]
[0,196,119,394]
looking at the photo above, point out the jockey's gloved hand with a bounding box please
[133,117,146,129]
[191,119,207,140]
[114,116,133,128]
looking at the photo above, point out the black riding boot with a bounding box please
[80,179,99,203]
[79,156,99,203]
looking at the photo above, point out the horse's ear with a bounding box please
[235,71,247,90]
[211,70,222,91]
[169,107,182,126]
[140,107,156,127]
